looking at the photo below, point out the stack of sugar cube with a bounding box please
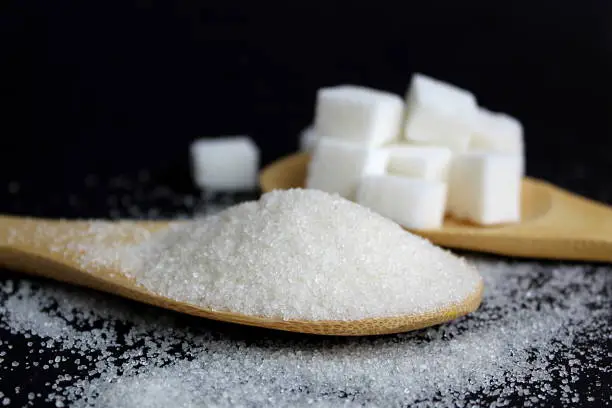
[304,74,524,229]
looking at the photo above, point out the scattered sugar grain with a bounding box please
[0,259,609,407]
[77,171,246,221]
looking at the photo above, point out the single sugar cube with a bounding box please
[306,138,385,200]
[447,152,522,225]
[314,85,404,147]
[362,148,391,176]
[386,145,452,181]
[357,174,447,229]
[471,108,524,155]
[403,73,478,152]
[299,126,319,153]
[470,108,525,174]
[190,136,260,191]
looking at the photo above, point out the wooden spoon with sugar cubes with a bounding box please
[283,76,611,262]
[259,152,612,262]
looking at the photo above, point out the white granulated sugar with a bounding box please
[0,258,609,407]
[123,189,481,321]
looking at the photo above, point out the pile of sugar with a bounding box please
[119,189,482,321]
[0,258,609,407]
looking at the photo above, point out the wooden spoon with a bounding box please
[0,214,483,336]
[259,152,612,263]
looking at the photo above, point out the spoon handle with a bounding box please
[0,215,56,254]
[541,187,612,262]
[414,184,612,263]
[0,215,171,280]
[0,215,95,252]
[0,216,88,280]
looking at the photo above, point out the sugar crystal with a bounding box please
[123,189,482,320]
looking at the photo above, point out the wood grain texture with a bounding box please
[0,215,483,336]
[259,152,612,263]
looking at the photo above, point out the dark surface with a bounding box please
[1,1,611,406]
[1,1,612,196]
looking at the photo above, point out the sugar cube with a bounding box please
[471,108,524,155]
[447,152,522,225]
[362,148,390,175]
[190,136,260,191]
[299,126,319,153]
[306,138,384,200]
[357,174,447,229]
[386,145,452,181]
[403,73,478,152]
[314,85,404,147]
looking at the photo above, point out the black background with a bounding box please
[0,1,611,407]
[1,0,612,202]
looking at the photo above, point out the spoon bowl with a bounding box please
[0,215,483,336]
[260,152,612,262]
